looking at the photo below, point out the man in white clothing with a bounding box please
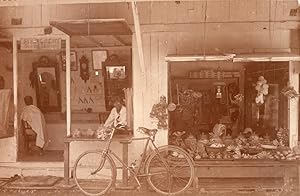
[20,96,48,155]
[104,97,127,132]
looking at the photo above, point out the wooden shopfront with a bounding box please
[0,18,134,165]
[166,55,300,191]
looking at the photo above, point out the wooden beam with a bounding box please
[288,62,299,148]
[165,54,236,62]
[12,36,18,140]
[131,1,145,74]
[165,53,300,63]
[233,53,300,62]
[66,36,71,137]
[0,0,243,7]
[72,45,132,50]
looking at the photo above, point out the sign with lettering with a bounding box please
[20,37,61,50]
[20,38,39,50]
[39,38,61,50]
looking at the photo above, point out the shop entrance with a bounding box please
[17,19,133,162]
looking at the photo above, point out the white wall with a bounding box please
[0,48,16,162]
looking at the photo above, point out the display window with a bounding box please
[168,62,299,161]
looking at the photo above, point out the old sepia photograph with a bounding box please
[0,0,300,196]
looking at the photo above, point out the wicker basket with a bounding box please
[205,146,225,154]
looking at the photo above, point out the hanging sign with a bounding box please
[39,38,61,50]
[20,37,61,50]
[20,38,39,50]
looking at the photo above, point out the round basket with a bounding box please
[205,146,225,154]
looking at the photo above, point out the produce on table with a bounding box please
[95,126,112,140]
[170,125,300,161]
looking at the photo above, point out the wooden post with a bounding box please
[13,37,18,137]
[131,1,145,74]
[64,141,70,184]
[288,62,299,148]
[121,141,129,186]
[66,37,71,137]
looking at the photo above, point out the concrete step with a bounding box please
[0,162,64,178]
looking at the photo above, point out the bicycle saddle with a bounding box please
[138,127,158,136]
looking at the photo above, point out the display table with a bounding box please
[193,159,300,191]
[64,135,133,185]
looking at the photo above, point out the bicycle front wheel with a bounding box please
[145,145,195,195]
[73,150,116,196]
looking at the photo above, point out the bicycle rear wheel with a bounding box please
[73,150,116,196]
[145,145,195,195]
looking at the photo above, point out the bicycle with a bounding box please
[73,127,195,196]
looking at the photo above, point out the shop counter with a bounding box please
[63,135,133,186]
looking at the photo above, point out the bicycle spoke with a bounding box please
[172,176,189,184]
[171,167,190,176]
[74,150,116,196]
[168,174,172,194]
[146,146,194,195]
[150,174,168,187]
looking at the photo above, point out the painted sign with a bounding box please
[20,38,61,50]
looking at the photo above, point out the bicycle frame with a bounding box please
[96,128,170,188]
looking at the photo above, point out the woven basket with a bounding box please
[205,146,225,154]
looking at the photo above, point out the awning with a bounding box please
[233,53,300,62]
[50,19,132,36]
[165,54,235,62]
[165,53,300,62]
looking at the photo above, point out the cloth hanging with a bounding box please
[20,105,48,148]
[0,89,12,134]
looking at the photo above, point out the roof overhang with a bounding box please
[233,53,300,62]
[165,53,300,62]
[0,0,211,7]
[165,54,236,62]
[50,19,132,36]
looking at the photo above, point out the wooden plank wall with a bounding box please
[288,61,299,148]
[132,32,176,146]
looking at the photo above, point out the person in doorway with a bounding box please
[104,96,127,133]
[20,96,48,155]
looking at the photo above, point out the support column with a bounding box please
[13,37,18,137]
[66,36,71,137]
[288,62,299,148]
[131,1,145,74]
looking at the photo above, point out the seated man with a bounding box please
[20,96,48,154]
[104,97,127,133]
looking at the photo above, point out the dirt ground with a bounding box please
[0,189,299,196]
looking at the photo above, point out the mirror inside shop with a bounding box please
[167,63,300,161]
